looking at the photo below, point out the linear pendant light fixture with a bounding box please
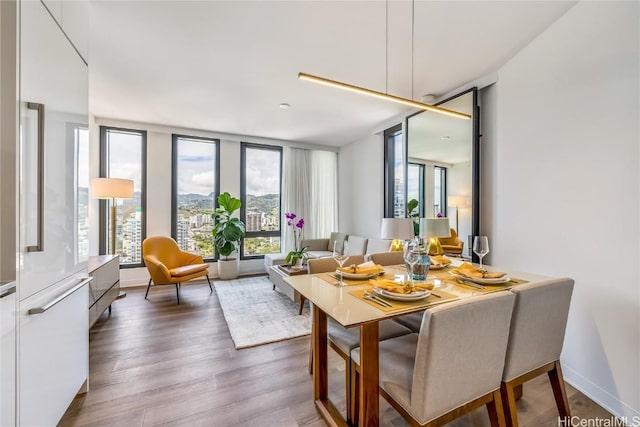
[298,72,471,120]
[298,1,470,120]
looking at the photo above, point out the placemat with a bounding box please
[349,288,459,313]
[430,271,529,293]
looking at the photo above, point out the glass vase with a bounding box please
[409,248,430,282]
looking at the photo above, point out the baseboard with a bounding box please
[563,364,640,421]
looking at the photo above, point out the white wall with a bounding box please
[479,83,497,264]
[90,118,336,286]
[338,132,386,238]
[493,1,639,419]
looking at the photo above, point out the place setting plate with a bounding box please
[429,263,450,270]
[449,271,511,285]
[372,287,431,301]
[336,270,384,280]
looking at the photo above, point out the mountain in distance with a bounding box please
[121,192,277,213]
[246,193,278,214]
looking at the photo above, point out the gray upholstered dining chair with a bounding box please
[368,251,404,266]
[351,291,516,427]
[501,278,574,427]
[306,255,412,423]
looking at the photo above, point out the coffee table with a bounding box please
[268,265,307,315]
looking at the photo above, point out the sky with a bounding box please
[104,132,281,197]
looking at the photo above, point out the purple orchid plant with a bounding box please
[284,212,308,267]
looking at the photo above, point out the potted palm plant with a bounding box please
[213,192,246,279]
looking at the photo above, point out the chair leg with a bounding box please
[308,339,313,374]
[548,360,571,419]
[350,361,360,427]
[206,274,213,293]
[176,283,180,304]
[514,384,523,401]
[487,389,507,427]
[345,359,352,423]
[501,380,520,427]
[145,279,152,300]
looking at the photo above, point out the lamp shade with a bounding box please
[380,218,415,240]
[91,178,134,199]
[420,217,451,239]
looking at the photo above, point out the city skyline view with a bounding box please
[103,131,283,263]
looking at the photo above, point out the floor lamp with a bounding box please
[447,196,469,235]
[92,177,134,298]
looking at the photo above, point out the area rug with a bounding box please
[213,276,311,349]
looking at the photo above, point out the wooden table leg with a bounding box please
[312,305,328,401]
[359,321,379,427]
[298,295,306,315]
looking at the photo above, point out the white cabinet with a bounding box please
[18,276,89,426]
[4,0,91,426]
[19,0,89,300]
[88,255,120,328]
[1,286,17,426]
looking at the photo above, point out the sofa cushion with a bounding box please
[307,250,333,259]
[344,235,368,256]
[328,232,348,254]
[301,238,331,251]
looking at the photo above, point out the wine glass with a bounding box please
[333,241,349,286]
[403,244,419,290]
[473,236,490,270]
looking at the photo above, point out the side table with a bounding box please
[268,264,307,315]
[88,255,120,329]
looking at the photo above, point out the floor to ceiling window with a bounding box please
[384,124,405,218]
[407,162,425,217]
[240,142,282,258]
[433,165,447,217]
[99,126,146,266]
[73,125,89,263]
[171,134,219,260]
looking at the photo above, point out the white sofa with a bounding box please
[263,232,392,272]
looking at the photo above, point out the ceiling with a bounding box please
[408,91,473,165]
[89,1,576,147]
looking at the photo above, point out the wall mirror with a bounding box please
[403,88,479,258]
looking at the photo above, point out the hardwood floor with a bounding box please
[61,279,616,426]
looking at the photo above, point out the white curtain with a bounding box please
[282,147,337,252]
[309,150,337,238]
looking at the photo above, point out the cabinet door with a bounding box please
[19,277,88,426]
[19,0,89,300]
[1,288,16,426]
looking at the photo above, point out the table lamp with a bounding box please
[420,217,451,255]
[380,218,415,251]
[447,196,469,234]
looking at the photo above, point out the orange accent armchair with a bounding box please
[438,228,464,255]
[142,236,212,303]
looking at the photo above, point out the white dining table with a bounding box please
[284,259,550,427]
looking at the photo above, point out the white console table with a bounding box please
[88,255,120,328]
